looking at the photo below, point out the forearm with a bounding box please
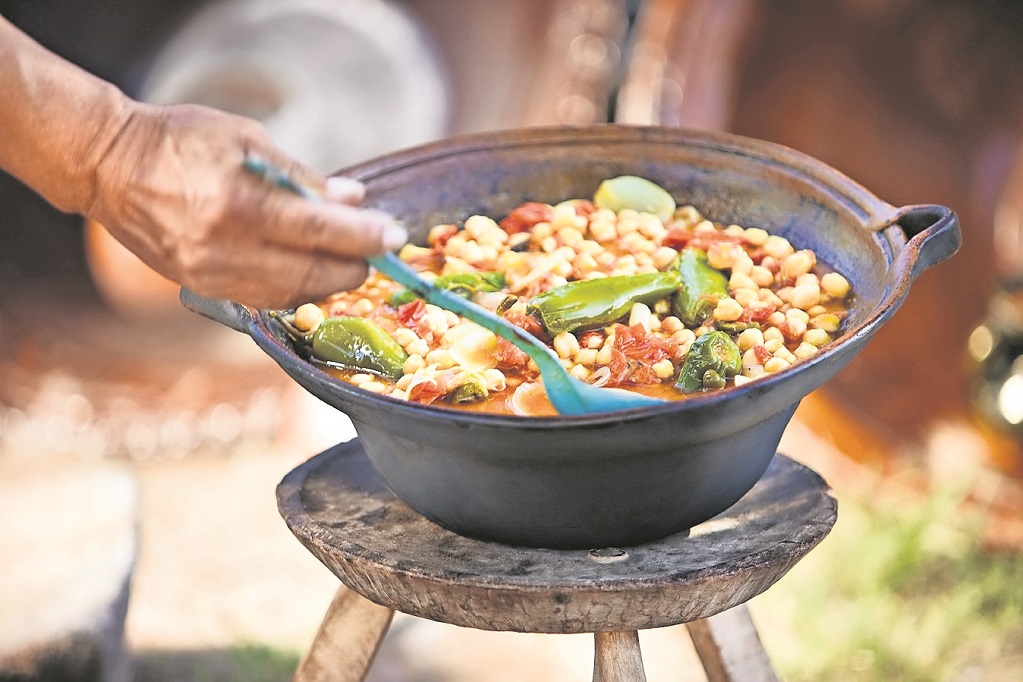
[0,14,134,214]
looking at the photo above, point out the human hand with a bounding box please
[86,101,407,309]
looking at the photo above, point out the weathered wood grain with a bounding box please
[277,439,837,633]
[292,585,394,682]
[592,631,646,682]
[688,605,779,682]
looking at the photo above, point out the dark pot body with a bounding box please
[183,125,960,549]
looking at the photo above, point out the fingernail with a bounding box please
[381,221,409,252]
[325,176,365,202]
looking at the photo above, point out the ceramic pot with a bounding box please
[184,125,960,548]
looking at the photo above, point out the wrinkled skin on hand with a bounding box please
[0,15,405,309]
[87,103,406,309]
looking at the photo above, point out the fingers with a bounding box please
[184,246,373,310]
[324,175,365,204]
[245,183,409,258]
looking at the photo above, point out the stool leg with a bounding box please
[592,630,647,682]
[686,604,778,682]
[293,584,395,682]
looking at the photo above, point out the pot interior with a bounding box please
[348,125,894,330]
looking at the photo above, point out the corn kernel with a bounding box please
[743,364,766,379]
[574,252,599,274]
[407,338,431,357]
[821,272,851,299]
[483,368,507,391]
[713,297,744,322]
[763,235,794,259]
[795,273,820,288]
[781,250,816,279]
[744,227,769,246]
[672,328,697,347]
[403,354,426,375]
[707,242,739,270]
[616,216,639,236]
[293,303,325,332]
[553,331,581,359]
[653,246,679,269]
[730,271,758,291]
[675,205,702,225]
[589,219,617,242]
[750,265,775,287]
[557,226,586,247]
[693,219,717,234]
[737,327,765,351]
[532,221,553,240]
[464,214,500,239]
[660,316,684,333]
[804,328,831,347]
[789,284,821,310]
[351,297,374,316]
[361,381,388,394]
[569,364,590,381]
[724,224,746,238]
[742,347,764,371]
[425,348,456,369]
[810,313,841,333]
[653,358,676,379]
[773,346,797,364]
[733,288,759,308]
[732,250,755,276]
[794,342,819,360]
[786,308,810,324]
[637,213,667,239]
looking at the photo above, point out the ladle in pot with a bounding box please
[242,154,666,416]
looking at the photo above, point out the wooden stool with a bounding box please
[277,440,837,681]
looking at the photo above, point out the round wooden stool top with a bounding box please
[277,439,836,634]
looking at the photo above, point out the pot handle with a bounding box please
[882,204,962,281]
[179,288,255,334]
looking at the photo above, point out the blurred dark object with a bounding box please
[620,0,1023,469]
[968,141,1023,475]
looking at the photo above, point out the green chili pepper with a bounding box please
[389,271,506,307]
[527,271,681,336]
[449,374,488,403]
[311,316,408,380]
[676,331,742,393]
[672,249,730,327]
[715,320,760,335]
[593,175,676,221]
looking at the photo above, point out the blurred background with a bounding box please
[1,0,1022,680]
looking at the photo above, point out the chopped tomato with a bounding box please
[500,202,553,234]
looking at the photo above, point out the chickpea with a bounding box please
[293,303,325,332]
[781,250,816,279]
[713,297,744,322]
[804,328,831,347]
[821,272,851,299]
[553,331,581,359]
